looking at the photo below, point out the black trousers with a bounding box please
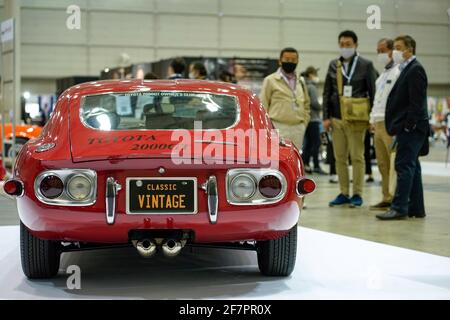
[391,129,427,215]
[302,122,321,168]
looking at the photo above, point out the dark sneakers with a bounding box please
[349,194,363,207]
[329,194,351,207]
[370,201,391,211]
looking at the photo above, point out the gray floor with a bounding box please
[301,143,450,258]
[1,143,449,257]
[1,225,449,299]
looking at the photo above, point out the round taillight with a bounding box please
[3,180,23,196]
[67,175,92,201]
[230,174,256,200]
[259,175,282,198]
[297,178,316,195]
[39,175,64,199]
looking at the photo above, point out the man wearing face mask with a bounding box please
[189,61,208,80]
[260,47,311,150]
[323,30,377,208]
[369,38,401,210]
[376,35,430,220]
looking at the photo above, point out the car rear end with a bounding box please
[9,80,314,278]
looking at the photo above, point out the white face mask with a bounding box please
[392,50,405,65]
[377,53,391,66]
[189,72,196,79]
[312,76,320,84]
[340,47,355,59]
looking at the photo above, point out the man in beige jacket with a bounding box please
[260,47,311,150]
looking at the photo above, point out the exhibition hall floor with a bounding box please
[0,225,449,300]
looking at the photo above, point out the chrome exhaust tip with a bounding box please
[161,239,184,258]
[133,239,157,258]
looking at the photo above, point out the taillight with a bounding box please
[3,180,24,197]
[226,169,287,205]
[67,175,92,201]
[230,174,256,200]
[259,175,282,198]
[297,178,316,196]
[39,175,64,199]
[34,169,97,206]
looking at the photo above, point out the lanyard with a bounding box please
[279,70,298,99]
[279,71,297,93]
[279,70,303,109]
[341,55,359,84]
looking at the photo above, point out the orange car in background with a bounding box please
[0,123,42,159]
[0,158,5,179]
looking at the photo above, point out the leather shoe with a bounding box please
[376,209,408,220]
[370,201,391,211]
[408,212,426,218]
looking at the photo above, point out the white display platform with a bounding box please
[0,225,449,299]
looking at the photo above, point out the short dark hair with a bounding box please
[218,70,235,83]
[395,35,416,54]
[338,30,358,44]
[279,47,298,60]
[170,57,186,74]
[378,38,394,50]
[191,61,207,77]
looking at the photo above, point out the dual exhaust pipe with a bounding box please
[133,238,184,258]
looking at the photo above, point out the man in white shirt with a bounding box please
[370,38,401,210]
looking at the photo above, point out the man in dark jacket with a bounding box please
[323,30,377,208]
[376,35,430,220]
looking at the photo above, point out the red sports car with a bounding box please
[4,80,315,279]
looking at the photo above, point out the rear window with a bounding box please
[80,91,238,130]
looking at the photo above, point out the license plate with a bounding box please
[126,177,197,214]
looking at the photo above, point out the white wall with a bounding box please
[1,0,449,93]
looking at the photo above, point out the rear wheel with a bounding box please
[257,225,297,276]
[20,221,61,279]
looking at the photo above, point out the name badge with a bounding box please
[343,85,352,97]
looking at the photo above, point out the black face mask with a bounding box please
[281,62,297,74]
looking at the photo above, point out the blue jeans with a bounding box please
[391,130,426,215]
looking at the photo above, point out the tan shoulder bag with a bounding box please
[336,59,370,124]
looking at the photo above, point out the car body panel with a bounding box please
[13,79,305,244]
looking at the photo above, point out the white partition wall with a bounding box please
[0,0,447,92]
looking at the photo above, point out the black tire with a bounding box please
[20,221,61,279]
[257,225,297,276]
[5,137,28,159]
